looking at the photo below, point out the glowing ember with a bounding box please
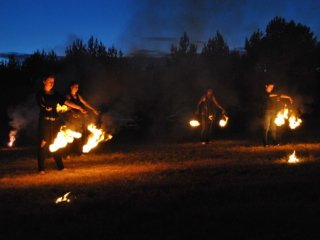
[55,192,71,204]
[82,123,108,153]
[7,130,17,147]
[288,115,302,129]
[49,126,82,152]
[288,150,299,163]
[56,103,69,113]
[189,120,200,127]
[274,108,289,127]
[219,115,229,128]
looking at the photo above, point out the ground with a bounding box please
[1,140,320,239]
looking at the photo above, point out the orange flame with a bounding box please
[56,103,69,113]
[49,126,82,152]
[189,120,200,127]
[274,108,289,127]
[82,123,111,153]
[288,115,302,129]
[274,108,302,130]
[55,192,71,204]
[219,115,229,128]
[8,130,17,147]
[288,150,299,163]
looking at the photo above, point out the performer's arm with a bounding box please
[280,94,293,104]
[78,94,99,115]
[212,96,226,114]
[36,92,52,111]
[195,96,205,114]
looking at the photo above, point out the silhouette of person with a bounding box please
[195,88,226,144]
[65,81,99,156]
[36,74,86,174]
[263,82,293,147]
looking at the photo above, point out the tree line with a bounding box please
[1,17,320,145]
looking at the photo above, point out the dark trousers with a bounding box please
[37,117,64,171]
[37,146,64,171]
[263,110,278,146]
[201,115,213,143]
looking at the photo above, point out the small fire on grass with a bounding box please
[7,130,17,147]
[219,115,229,128]
[189,120,200,127]
[288,150,299,164]
[55,192,71,204]
[82,123,112,153]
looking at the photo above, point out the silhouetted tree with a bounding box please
[202,31,229,58]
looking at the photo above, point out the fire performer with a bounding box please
[36,74,86,174]
[263,82,293,147]
[195,88,226,145]
[65,81,99,156]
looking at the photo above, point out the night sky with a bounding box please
[1,0,319,55]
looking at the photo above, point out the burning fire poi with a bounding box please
[8,130,17,147]
[189,120,200,127]
[288,115,302,129]
[49,126,82,152]
[288,150,299,163]
[56,103,69,113]
[219,115,229,128]
[55,192,71,204]
[82,123,112,153]
[274,108,302,129]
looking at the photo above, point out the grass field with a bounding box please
[1,139,320,239]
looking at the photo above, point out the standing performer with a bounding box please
[65,81,99,156]
[36,74,86,174]
[263,82,293,147]
[195,88,226,145]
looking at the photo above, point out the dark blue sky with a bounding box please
[1,0,319,55]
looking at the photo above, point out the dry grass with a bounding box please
[1,140,320,239]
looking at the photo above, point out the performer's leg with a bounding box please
[37,140,46,172]
[53,151,64,170]
[263,113,271,146]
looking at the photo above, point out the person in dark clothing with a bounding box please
[36,75,86,174]
[263,82,293,147]
[65,81,99,156]
[195,88,226,144]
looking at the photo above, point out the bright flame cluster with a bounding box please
[49,123,112,153]
[274,108,302,129]
[82,123,111,153]
[49,126,82,152]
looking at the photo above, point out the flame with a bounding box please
[274,108,302,129]
[189,120,200,127]
[274,108,289,127]
[49,126,82,152]
[82,123,109,153]
[56,103,69,113]
[288,115,302,129]
[55,192,71,204]
[288,150,299,163]
[8,130,17,147]
[219,115,229,128]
